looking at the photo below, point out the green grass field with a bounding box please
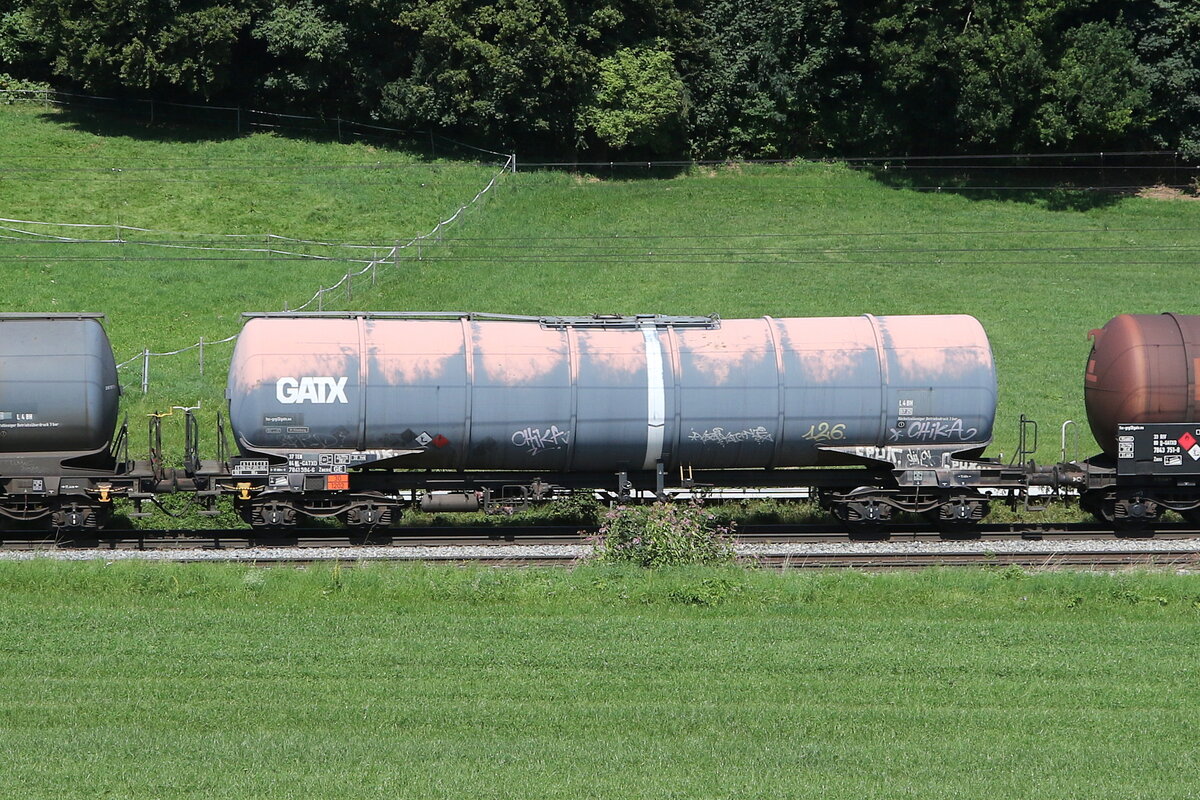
[3,104,1198,460]
[1,561,1198,799]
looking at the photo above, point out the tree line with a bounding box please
[1,0,1197,158]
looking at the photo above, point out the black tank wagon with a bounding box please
[0,314,161,529]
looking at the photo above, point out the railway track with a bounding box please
[116,548,1200,571]
[3,522,1200,571]
[750,549,1200,570]
[1,520,1199,551]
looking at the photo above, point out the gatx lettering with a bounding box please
[275,376,349,404]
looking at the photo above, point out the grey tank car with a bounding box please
[0,314,120,470]
[226,312,996,473]
[0,314,164,530]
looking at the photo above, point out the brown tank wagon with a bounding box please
[1084,313,1200,457]
[1079,313,1200,529]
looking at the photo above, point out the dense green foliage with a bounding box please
[3,562,1200,797]
[3,0,1198,157]
[593,503,737,566]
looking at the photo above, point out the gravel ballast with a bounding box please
[3,537,1200,563]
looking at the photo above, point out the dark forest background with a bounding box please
[1,0,1197,158]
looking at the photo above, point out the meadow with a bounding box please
[1,561,1198,799]
[2,104,1197,461]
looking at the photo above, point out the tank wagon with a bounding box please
[1078,313,1200,527]
[0,314,162,529]
[9,309,1200,537]
[223,312,1014,529]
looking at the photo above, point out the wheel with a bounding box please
[830,498,893,540]
[1081,491,1114,524]
[244,501,299,544]
[926,497,989,539]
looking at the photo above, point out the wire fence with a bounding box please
[111,153,511,392]
[2,88,517,390]
[0,142,514,392]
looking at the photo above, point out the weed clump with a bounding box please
[592,502,736,568]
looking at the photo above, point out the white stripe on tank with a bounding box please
[642,326,666,470]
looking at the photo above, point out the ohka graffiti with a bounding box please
[888,417,979,443]
[512,425,570,455]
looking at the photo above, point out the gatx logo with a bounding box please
[275,376,349,404]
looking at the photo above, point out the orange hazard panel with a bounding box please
[327,474,350,491]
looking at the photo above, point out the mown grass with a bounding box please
[3,103,1199,461]
[1,562,1199,798]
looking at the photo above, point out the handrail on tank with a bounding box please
[242,311,721,329]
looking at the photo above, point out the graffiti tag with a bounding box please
[688,426,774,446]
[888,417,980,443]
[511,425,570,455]
[801,422,847,442]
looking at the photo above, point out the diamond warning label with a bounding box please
[1180,431,1197,451]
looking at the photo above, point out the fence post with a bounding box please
[141,349,150,394]
[199,337,205,376]
[236,107,242,134]
[337,116,342,143]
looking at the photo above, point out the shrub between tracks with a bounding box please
[592,502,736,568]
